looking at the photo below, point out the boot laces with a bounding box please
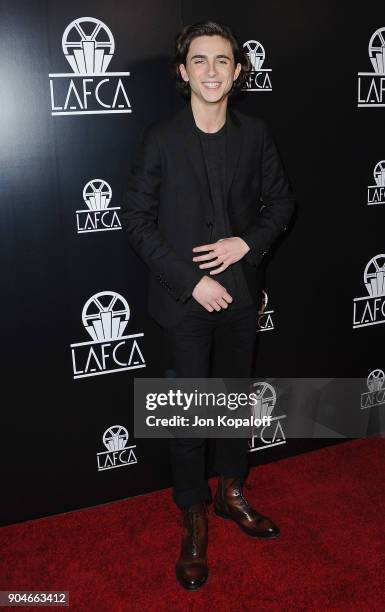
[232,481,254,520]
[234,485,248,506]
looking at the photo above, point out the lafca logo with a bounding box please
[96,425,137,471]
[70,291,145,379]
[367,161,385,206]
[361,369,385,409]
[242,40,272,92]
[49,17,131,116]
[248,382,286,452]
[76,179,122,233]
[357,27,385,107]
[353,255,385,329]
[257,290,274,332]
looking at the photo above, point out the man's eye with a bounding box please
[194,60,203,63]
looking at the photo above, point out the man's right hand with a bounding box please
[192,276,233,312]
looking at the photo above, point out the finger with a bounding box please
[192,251,218,262]
[209,263,228,274]
[222,293,233,303]
[205,304,214,312]
[199,258,223,269]
[210,300,221,312]
[192,243,216,253]
[217,297,229,309]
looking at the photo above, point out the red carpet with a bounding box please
[1,438,384,611]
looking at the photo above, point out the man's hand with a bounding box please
[192,237,250,275]
[192,276,233,312]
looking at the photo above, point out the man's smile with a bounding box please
[202,81,222,89]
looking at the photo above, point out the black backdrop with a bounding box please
[1,0,384,526]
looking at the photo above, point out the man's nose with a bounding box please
[206,62,217,76]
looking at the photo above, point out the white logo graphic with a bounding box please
[49,17,132,116]
[367,161,385,205]
[248,381,286,452]
[367,368,385,392]
[364,255,385,296]
[257,290,275,332]
[353,255,385,328]
[360,369,385,409]
[369,28,385,73]
[82,291,129,341]
[76,179,122,233]
[71,291,145,378]
[357,27,385,107]
[96,425,138,471]
[242,40,272,92]
[62,18,115,74]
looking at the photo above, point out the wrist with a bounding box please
[238,237,250,254]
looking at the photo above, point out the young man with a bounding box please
[122,21,295,591]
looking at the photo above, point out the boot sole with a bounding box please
[214,508,280,539]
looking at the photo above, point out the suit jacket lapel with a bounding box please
[225,106,243,196]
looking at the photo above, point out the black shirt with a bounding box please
[190,120,254,311]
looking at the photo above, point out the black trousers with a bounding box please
[163,302,259,508]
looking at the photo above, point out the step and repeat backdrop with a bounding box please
[1,0,384,525]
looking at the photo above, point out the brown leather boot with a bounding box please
[175,502,209,591]
[214,476,280,539]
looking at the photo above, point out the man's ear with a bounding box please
[233,62,242,81]
[179,63,189,83]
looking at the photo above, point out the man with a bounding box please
[122,21,295,591]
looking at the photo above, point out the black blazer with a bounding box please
[122,103,295,328]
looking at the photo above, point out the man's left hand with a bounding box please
[192,237,250,275]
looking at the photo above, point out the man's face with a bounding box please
[179,35,241,104]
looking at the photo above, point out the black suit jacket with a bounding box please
[122,103,295,328]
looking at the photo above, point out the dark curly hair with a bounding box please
[171,20,251,99]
